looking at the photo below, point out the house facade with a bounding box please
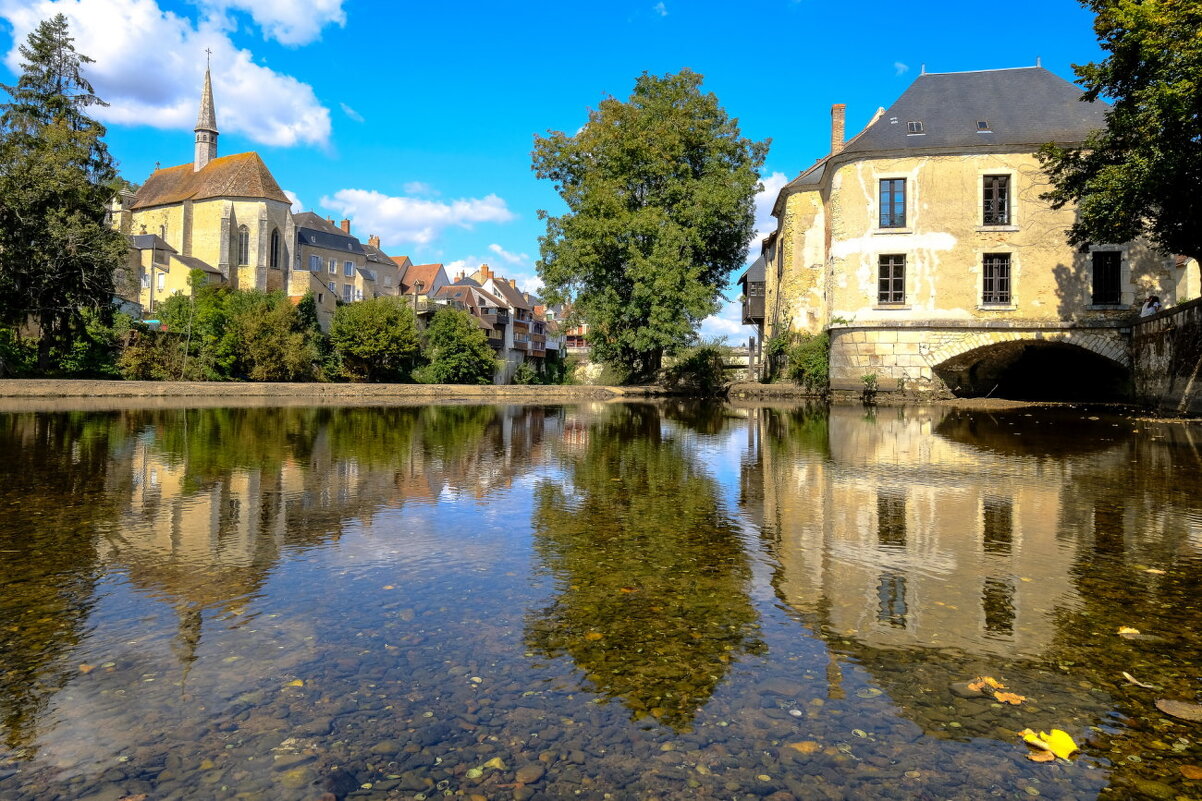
[760,67,1195,396]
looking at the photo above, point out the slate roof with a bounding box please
[130,152,290,209]
[172,253,223,276]
[127,234,176,253]
[294,212,364,254]
[488,278,532,310]
[363,243,395,267]
[737,254,766,286]
[840,67,1107,157]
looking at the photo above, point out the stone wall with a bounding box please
[1132,298,1202,415]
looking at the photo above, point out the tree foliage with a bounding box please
[328,296,421,382]
[0,14,126,368]
[533,70,767,381]
[1039,0,1202,260]
[414,307,498,385]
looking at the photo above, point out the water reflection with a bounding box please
[527,404,763,730]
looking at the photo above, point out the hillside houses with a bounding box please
[107,63,563,383]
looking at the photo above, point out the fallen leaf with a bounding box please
[786,741,822,755]
[382,585,395,590]
[1145,569,1166,575]
[1026,750,1056,763]
[78,664,94,674]
[584,632,603,641]
[1121,671,1155,689]
[995,692,1026,705]
[1156,699,1202,722]
[1118,626,1141,635]
[285,679,304,687]
[968,676,1006,692]
[1181,765,1202,780]
[1020,728,1078,760]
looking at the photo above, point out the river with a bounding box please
[0,401,1199,800]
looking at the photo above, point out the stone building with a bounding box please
[109,66,296,298]
[760,66,1197,398]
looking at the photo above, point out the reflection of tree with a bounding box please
[526,404,763,730]
[0,413,124,755]
[763,405,830,460]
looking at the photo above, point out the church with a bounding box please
[109,64,297,305]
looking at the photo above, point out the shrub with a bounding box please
[662,342,729,397]
[785,333,829,393]
[413,307,498,385]
[511,361,539,385]
[329,296,420,382]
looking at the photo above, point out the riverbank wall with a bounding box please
[1131,297,1202,416]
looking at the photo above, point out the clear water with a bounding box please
[0,401,1200,801]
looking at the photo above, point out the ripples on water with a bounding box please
[0,401,1200,800]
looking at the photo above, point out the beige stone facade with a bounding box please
[761,67,1196,395]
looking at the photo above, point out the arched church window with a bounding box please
[269,228,280,269]
[237,225,250,265]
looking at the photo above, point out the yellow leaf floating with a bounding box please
[1020,728,1078,760]
[584,632,604,641]
[1118,626,1140,635]
[1027,750,1055,763]
[995,691,1026,705]
[285,679,304,687]
[967,676,1006,693]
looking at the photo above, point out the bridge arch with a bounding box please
[925,331,1130,400]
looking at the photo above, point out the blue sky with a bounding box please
[0,0,1104,340]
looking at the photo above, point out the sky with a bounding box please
[0,0,1106,342]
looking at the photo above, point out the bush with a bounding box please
[661,342,729,396]
[329,296,420,382]
[414,307,498,385]
[117,328,189,380]
[511,361,539,385]
[785,333,829,393]
[0,328,35,377]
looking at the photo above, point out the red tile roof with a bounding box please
[131,152,290,209]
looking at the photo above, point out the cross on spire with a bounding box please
[205,47,212,68]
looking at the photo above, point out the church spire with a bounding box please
[194,52,218,172]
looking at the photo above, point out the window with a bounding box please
[982,253,1011,304]
[879,178,906,228]
[982,175,1010,225]
[141,272,150,289]
[327,281,336,293]
[308,254,321,271]
[237,225,250,265]
[977,120,991,131]
[269,229,280,270]
[342,284,352,302]
[328,259,336,274]
[156,272,165,291]
[877,491,906,547]
[1092,251,1122,305]
[355,288,363,301]
[878,254,906,304]
[906,121,924,134]
[344,260,354,277]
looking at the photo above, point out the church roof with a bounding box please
[840,67,1108,157]
[130,152,290,209]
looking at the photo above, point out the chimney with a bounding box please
[509,278,517,288]
[340,219,351,234]
[481,264,491,280]
[368,234,380,249]
[831,103,846,155]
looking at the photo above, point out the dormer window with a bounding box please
[906,121,924,134]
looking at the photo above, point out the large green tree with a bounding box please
[414,306,498,385]
[329,296,421,382]
[532,70,767,381]
[0,14,126,369]
[1039,0,1202,261]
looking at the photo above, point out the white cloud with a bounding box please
[488,243,530,265]
[0,0,332,148]
[751,170,789,246]
[339,102,364,123]
[699,298,748,345]
[403,181,438,196]
[283,189,303,212]
[653,2,668,15]
[894,61,909,76]
[320,189,516,247]
[200,0,345,46]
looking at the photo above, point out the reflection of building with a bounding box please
[760,405,1095,659]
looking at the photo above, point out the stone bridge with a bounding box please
[1131,297,1202,415]
[828,320,1131,397]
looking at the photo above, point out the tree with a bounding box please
[1039,0,1202,261]
[414,307,499,385]
[329,296,420,382]
[532,70,767,381]
[0,14,126,369]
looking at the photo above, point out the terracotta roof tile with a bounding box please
[131,152,290,209]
